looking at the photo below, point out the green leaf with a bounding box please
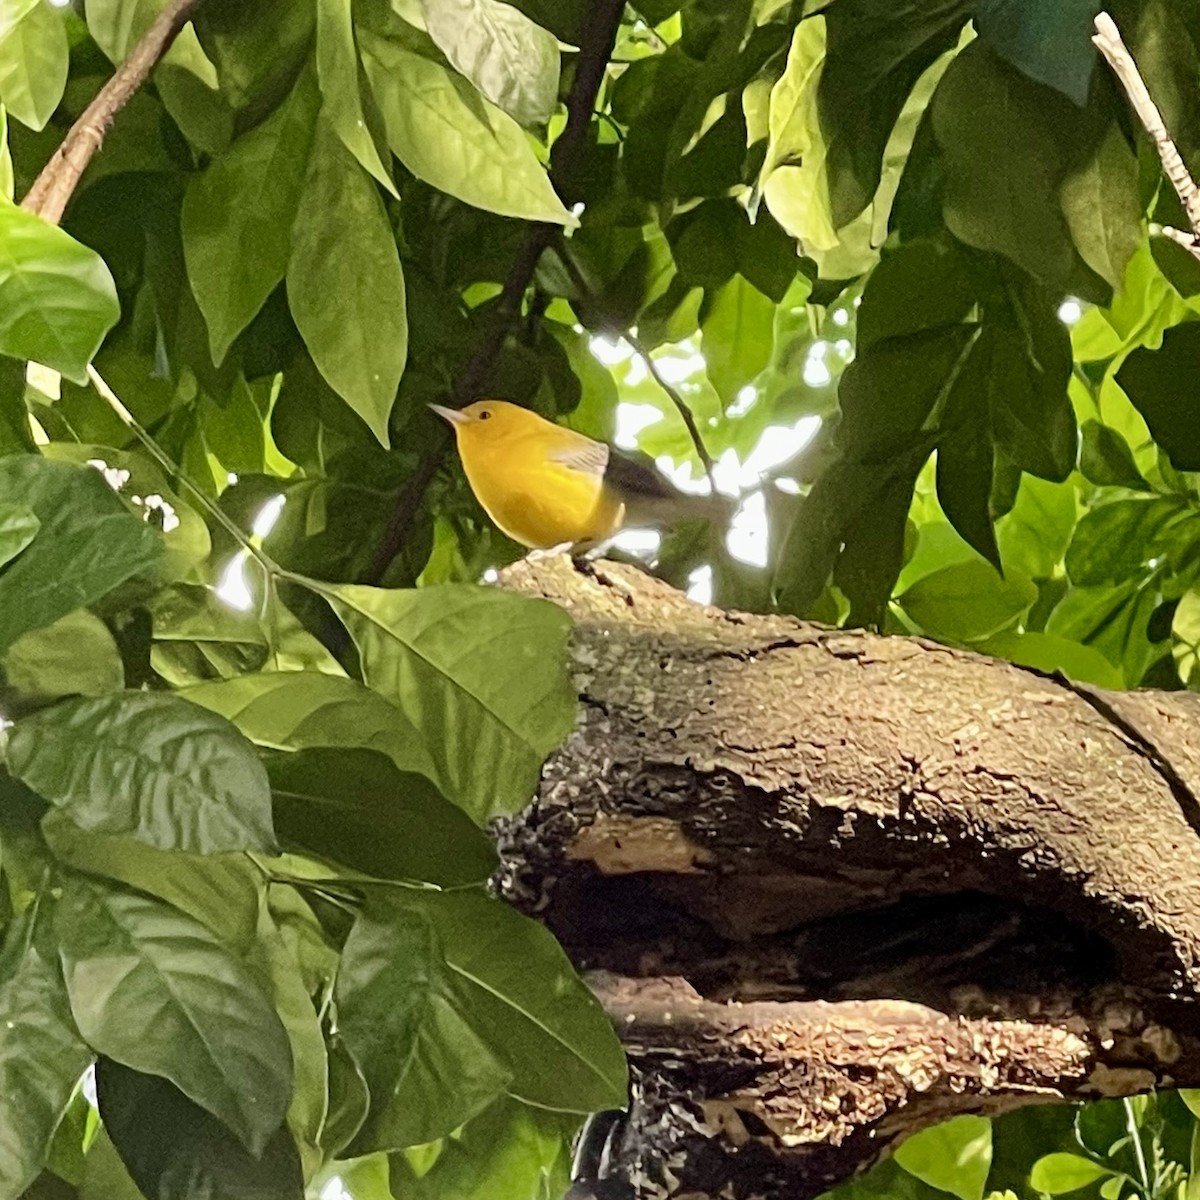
[315,0,397,196]
[0,205,120,381]
[1,608,123,702]
[7,691,276,853]
[360,28,574,225]
[1029,1153,1112,1194]
[1172,589,1200,686]
[995,474,1077,579]
[1179,1089,1200,1120]
[700,274,775,403]
[337,889,627,1152]
[0,933,94,1200]
[95,1059,304,1200]
[55,874,292,1156]
[933,42,1076,286]
[975,630,1122,688]
[0,500,37,567]
[820,0,967,225]
[389,1097,578,1200]
[419,0,559,126]
[898,560,1037,642]
[287,119,406,448]
[1061,123,1142,292]
[325,583,577,821]
[181,671,438,779]
[1078,420,1149,490]
[894,1114,992,1200]
[182,68,319,363]
[1116,324,1200,470]
[266,747,498,886]
[1064,498,1187,586]
[0,457,160,652]
[0,1,67,131]
[969,0,1099,106]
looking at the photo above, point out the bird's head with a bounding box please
[428,399,538,446]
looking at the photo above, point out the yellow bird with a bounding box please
[429,400,731,552]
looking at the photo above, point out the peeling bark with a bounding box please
[495,556,1200,1200]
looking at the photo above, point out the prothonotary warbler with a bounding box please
[429,399,732,552]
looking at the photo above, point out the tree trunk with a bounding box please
[496,556,1200,1200]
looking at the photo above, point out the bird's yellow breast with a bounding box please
[457,433,624,549]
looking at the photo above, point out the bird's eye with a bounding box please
[478,410,492,421]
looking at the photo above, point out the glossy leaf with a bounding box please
[898,560,1037,642]
[360,28,574,224]
[700,274,775,403]
[894,1114,992,1200]
[0,933,94,1200]
[96,1059,304,1200]
[336,888,627,1151]
[0,501,37,568]
[181,671,438,778]
[0,457,160,652]
[266,746,498,885]
[0,0,67,130]
[1078,420,1149,491]
[1029,1153,1112,1194]
[182,68,319,363]
[419,0,560,126]
[0,204,120,381]
[315,0,397,195]
[6,691,276,853]
[326,583,577,821]
[287,119,407,447]
[1,608,123,702]
[55,874,293,1156]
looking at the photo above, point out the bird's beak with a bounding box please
[428,403,469,426]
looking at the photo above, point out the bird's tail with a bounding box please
[623,490,736,530]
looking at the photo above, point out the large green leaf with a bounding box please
[0,931,94,1200]
[894,1114,992,1200]
[1060,123,1142,293]
[418,0,560,126]
[1116,325,1200,470]
[1,608,124,703]
[315,0,397,195]
[0,501,37,568]
[182,68,319,363]
[819,0,967,225]
[266,747,497,886]
[337,889,627,1152]
[700,274,775,403]
[0,457,160,652]
[96,1060,304,1200]
[1029,1153,1112,1194]
[6,691,276,853]
[0,205,120,381]
[181,671,439,778]
[1064,497,1189,586]
[325,583,577,821]
[389,1097,578,1200]
[933,42,1077,287]
[359,29,574,225]
[287,118,406,447]
[969,0,1099,105]
[54,874,292,1156]
[897,560,1037,642]
[0,1,67,130]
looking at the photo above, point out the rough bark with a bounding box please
[495,556,1200,1200]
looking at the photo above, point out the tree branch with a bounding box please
[1093,11,1200,261]
[21,0,205,224]
[364,0,628,583]
[627,332,719,492]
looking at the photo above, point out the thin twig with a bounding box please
[22,0,205,224]
[624,335,718,493]
[1093,11,1200,260]
[365,0,629,583]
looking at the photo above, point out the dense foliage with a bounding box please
[1,0,1200,1196]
